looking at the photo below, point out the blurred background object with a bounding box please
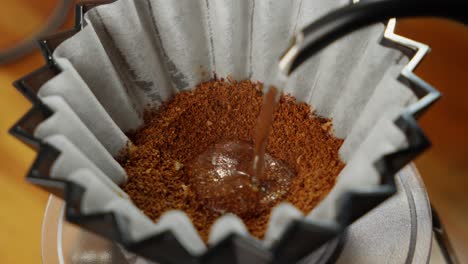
[0,1,466,263]
[0,0,72,64]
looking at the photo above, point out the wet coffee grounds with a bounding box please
[119,78,344,241]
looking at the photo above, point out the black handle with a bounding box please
[432,206,459,264]
[279,0,467,75]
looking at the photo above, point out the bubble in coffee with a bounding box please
[188,141,294,217]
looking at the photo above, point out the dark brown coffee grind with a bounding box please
[119,78,344,241]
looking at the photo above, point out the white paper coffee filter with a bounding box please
[33,0,416,255]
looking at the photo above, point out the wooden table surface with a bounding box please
[0,1,74,263]
[0,1,467,263]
